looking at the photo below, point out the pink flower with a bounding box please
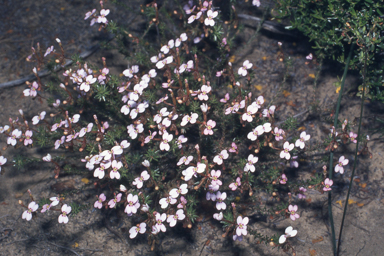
[177,135,188,149]
[133,171,150,189]
[306,53,313,60]
[41,204,51,213]
[229,177,241,191]
[335,156,349,174]
[23,81,39,97]
[177,196,187,209]
[262,105,275,118]
[125,194,140,215]
[213,150,229,165]
[236,216,249,236]
[144,131,157,144]
[167,209,186,227]
[22,201,38,221]
[94,193,106,209]
[323,178,333,191]
[273,127,285,141]
[210,170,222,186]
[220,93,229,103]
[108,193,122,208]
[216,191,227,210]
[58,204,72,224]
[155,213,167,232]
[177,156,193,166]
[129,223,146,239]
[98,68,109,82]
[280,141,294,160]
[349,132,357,143]
[23,130,33,146]
[204,120,216,135]
[295,131,310,149]
[206,184,219,201]
[229,142,238,153]
[181,113,198,126]
[288,205,300,221]
[298,187,306,199]
[280,174,288,184]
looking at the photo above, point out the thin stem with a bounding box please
[328,42,354,256]
[336,46,367,255]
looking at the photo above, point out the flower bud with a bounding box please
[272,192,277,197]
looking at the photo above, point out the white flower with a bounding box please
[252,0,260,7]
[213,150,229,165]
[42,154,52,162]
[160,39,175,54]
[58,204,71,224]
[50,197,60,206]
[295,131,310,149]
[244,154,258,172]
[0,156,7,173]
[32,111,46,125]
[155,213,167,232]
[247,125,264,141]
[167,209,186,227]
[198,84,211,101]
[242,104,258,122]
[216,191,227,210]
[238,60,253,76]
[213,212,223,220]
[335,156,349,174]
[236,216,249,236]
[129,223,146,239]
[200,103,208,113]
[160,132,173,151]
[125,194,140,215]
[22,201,38,221]
[169,184,188,198]
[279,226,297,244]
[7,129,22,146]
[123,65,139,78]
[97,9,110,24]
[132,171,150,189]
[280,141,294,160]
[204,10,218,26]
[159,196,177,209]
